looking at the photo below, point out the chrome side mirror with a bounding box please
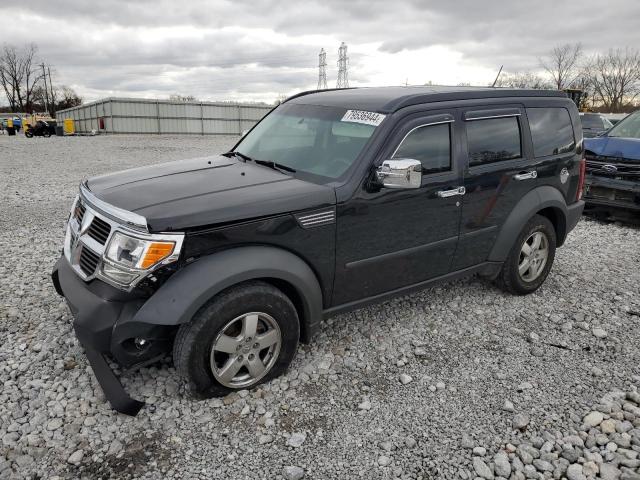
[376,158,422,189]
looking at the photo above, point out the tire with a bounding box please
[496,214,556,295]
[43,130,51,138]
[25,130,33,138]
[173,281,300,397]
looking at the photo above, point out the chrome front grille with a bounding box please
[64,186,184,292]
[73,202,86,223]
[87,216,111,245]
[79,247,100,276]
[64,197,118,281]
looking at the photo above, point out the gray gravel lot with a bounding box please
[1,134,639,480]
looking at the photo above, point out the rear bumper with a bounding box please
[584,175,640,212]
[52,256,175,415]
[565,199,585,236]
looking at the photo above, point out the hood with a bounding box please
[584,136,640,162]
[86,155,336,231]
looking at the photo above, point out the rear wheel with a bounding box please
[25,130,33,138]
[496,214,556,295]
[173,281,299,397]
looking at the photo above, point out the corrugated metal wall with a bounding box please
[56,98,272,135]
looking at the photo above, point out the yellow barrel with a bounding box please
[63,118,75,134]
[7,118,13,128]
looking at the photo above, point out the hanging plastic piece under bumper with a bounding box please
[83,348,144,416]
[51,257,146,416]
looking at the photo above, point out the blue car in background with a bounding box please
[583,110,640,218]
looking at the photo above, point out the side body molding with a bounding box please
[488,186,569,262]
[128,246,324,342]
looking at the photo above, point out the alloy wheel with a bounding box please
[209,312,282,388]
[518,231,549,282]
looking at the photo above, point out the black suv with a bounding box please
[52,86,585,414]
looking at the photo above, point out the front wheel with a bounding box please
[25,130,33,138]
[496,214,556,295]
[43,130,51,137]
[173,281,300,397]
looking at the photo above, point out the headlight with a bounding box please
[105,232,178,270]
[101,263,139,285]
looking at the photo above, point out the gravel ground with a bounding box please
[1,134,639,480]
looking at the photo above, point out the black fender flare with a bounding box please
[128,246,323,342]
[488,186,568,262]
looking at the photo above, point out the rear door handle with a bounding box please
[514,171,537,181]
[437,186,466,198]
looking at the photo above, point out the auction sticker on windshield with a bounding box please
[341,110,386,127]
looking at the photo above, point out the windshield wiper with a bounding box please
[222,151,253,162]
[253,159,296,174]
[222,151,295,174]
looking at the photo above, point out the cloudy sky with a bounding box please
[2,0,640,104]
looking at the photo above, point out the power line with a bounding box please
[317,48,327,90]
[336,42,349,88]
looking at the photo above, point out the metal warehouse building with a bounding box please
[56,97,272,135]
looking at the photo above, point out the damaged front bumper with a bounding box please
[51,256,175,415]
[584,175,640,212]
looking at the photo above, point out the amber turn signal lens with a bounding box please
[140,242,175,269]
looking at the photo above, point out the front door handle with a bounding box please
[437,186,466,198]
[514,171,537,181]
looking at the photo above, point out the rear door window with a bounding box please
[466,117,521,166]
[527,108,576,157]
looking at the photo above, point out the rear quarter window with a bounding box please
[527,108,576,157]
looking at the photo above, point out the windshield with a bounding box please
[607,111,640,138]
[581,114,606,129]
[235,103,379,179]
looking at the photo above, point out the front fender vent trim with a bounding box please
[295,208,336,229]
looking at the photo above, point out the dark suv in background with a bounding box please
[52,86,585,414]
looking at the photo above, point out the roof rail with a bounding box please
[283,87,355,103]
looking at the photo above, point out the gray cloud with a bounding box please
[2,0,640,103]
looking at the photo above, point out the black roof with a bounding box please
[286,86,567,114]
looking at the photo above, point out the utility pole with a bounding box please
[317,49,327,90]
[47,66,55,116]
[41,63,50,115]
[336,42,349,88]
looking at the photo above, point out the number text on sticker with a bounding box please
[341,110,386,127]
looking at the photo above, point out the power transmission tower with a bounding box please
[317,48,327,90]
[336,42,349,88]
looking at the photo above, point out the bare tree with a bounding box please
[494,71,551,89]
[541,43,583,89]
[0,43,42,111]
[0,45,20,110]
[55,85,82,110]
[586,48,640,112]
[572,74,593,110]
[29,85,49,110]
